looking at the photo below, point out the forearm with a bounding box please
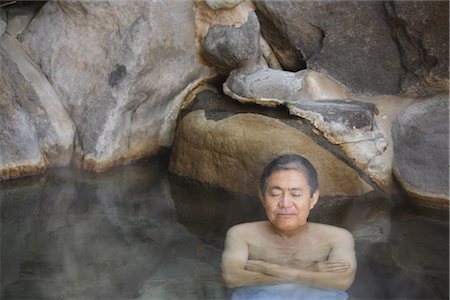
[248,260,355,291]
[222,267,284,288]
[292,268,354,291]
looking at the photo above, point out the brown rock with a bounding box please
[169,110,373,198]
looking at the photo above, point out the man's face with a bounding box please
[260,169,319,232]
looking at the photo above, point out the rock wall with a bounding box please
[18,1,213,172]
[0,0,214,179]
[254,0,449,97]
[1,0,448,209]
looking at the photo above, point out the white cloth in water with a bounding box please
[231,283,348,300]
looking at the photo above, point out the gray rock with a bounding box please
[254,1,307,72]
[288,99,388,189]
[255,1,401,95]
[291,100,375,131]
[202,11,261,71]
[385,2,449,96]
[5,3,40,37]
[288,99,384,144]
[0,8,6,36]
[0,29,73,180]
[0,46,46,179]
[205,0,243,10]
[1,33,74,176]
[20,1,212,172]
[392,97,449,209]
[223,64,349,107]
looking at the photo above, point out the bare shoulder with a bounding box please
[308,222,354,242]
[226,221,268,238]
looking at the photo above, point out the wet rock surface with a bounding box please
[392,97,449,209]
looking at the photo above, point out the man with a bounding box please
[222,154,357,299]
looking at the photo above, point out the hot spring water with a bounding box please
[1,156,448,299]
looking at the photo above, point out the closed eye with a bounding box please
[268,187,283,197]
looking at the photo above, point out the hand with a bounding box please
[306,261,350,273]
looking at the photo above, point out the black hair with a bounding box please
[259,154,319,196]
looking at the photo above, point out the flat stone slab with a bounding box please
[223,64,349,106]
[290,100,375,131]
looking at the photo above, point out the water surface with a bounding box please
[1,156,448,299]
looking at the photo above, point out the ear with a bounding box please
[309,190,320,210]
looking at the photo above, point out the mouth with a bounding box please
[276,212,296,216]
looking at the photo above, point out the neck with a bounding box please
[269,223,309,240]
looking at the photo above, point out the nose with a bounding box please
[278,193,293,208]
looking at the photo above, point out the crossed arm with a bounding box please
[221,226,357,291]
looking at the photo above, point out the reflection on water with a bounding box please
[1,156,448,299]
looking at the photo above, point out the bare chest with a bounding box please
[248,238,331,269]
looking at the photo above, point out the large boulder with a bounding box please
[19,1,212,172]
[392,97,449,209]
[255,1,401,95]
[169,110,373,199]
[385,2,449,96]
